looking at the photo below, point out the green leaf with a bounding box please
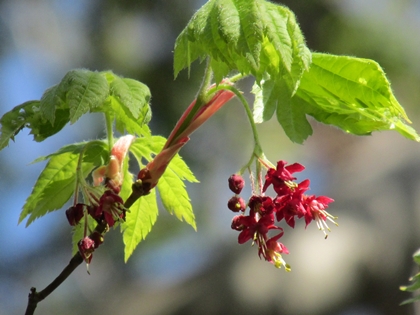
[31,140,108,164]
[40,69,109,125]
[122,189,158,262]
[39,85,66,124]
[65,70,109,123]
[30,108,71,142]
[157,167,196,230]
[276,82,313,144]
[129,136,197,229]
[400,295,420,306]
[19,141,109,226]
[400,277,420,292]
[174,0,311,89]
[294,53,420,141]
[0,101,37,150]
[413,248,420,265]
[252,79,312,143]
[167,154,199,183]
[107,97,151,137]
[110,76,151,123]
[94,71,151,137]
[0,69,153,148]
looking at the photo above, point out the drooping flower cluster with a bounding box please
[228,161,337,271]
[65,135,134,267]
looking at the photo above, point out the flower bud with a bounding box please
[227,196,246,212]
[78,237,95,264]
[66,204,85,226]
[231,215,245,231]
[228,174,245,194]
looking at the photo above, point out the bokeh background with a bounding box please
[1,0,420,314]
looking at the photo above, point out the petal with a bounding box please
[238,229,252,244]
[285,162,305,174]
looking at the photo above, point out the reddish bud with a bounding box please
[78,237,96,264]
[227,196,246,212]
[66,204,85,226]
[228,174,245,194]
[231,215,245,231]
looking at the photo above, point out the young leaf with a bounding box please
[39,69,109,125]
[122,189,158,262]
[0,101,38,150]
[64,70,109,124]
[19,141,108,226]
[157,167,197,230]
[252,79,313,143]
[30,108,71,142]
[294,53,420,141]
[93,71,152,137]
[39,85,66,124]
[31,140,107,163]
[174,0,311,90]
[106,97,151,137]
[109,76,151,123]
[0,69,152,149]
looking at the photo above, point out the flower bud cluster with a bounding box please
[66,136,134,267]
[228,160,337,271]
[65,189,126,228]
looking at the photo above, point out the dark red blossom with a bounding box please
[303,194,336,238]
[66,203,85,226]
[274,179,310,228]
[259,233,290,270]
[227,196,246,212]
[228,159,336,270]
[263,160,305,194]
[233,212,281,245]
[248,195,276,216]
[90,190,125,227]
[228,174,245,194]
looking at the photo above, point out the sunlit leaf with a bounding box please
[129,136,197,229]
[157,167,196,230]
[110,76,151,122]
[0,101,37,150]
[294,53,420,141]
[174,0,311,90]
[19,141,108,226]
[252,79,312,143]
[122,189,158,262]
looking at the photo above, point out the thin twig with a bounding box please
[24,181,145,315]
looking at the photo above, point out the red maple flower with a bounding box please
[232,211,281,246]
[91,190,125,227]
[258,232,291,271]
[303,195,336,238]
[65,203,85,226]
[263,160,305,194]
[274,179,310,227]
